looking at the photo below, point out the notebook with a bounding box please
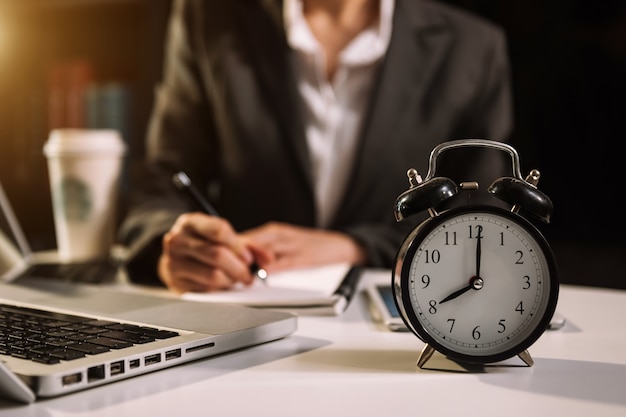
[182,263,362,316]
[0,182,297,403]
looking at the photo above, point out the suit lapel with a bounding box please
[235,0,314,189]
[336,0,453,222]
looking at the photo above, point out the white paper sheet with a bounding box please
[181,263,352,310]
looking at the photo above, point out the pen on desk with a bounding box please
[172,171,268,284]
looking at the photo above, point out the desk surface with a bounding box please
[1,270,625,416]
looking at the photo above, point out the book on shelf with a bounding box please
[46,59,131,141]
[47,59,93,131]
[84,81,131,141]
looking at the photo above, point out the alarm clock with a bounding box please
[392,139,559,368]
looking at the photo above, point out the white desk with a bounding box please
[1,270,625,416]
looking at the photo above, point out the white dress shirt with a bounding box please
[284,0,394,228]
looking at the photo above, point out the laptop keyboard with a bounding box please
[25,261,119,284]
[0,304,179,365]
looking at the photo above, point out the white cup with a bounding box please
[43,129,126,262]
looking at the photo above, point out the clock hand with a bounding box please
[440,233,484,304]
[476,230,482,278]
[439,276,484,304]
[439,284,472,304]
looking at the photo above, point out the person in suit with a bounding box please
[119,0,513,293]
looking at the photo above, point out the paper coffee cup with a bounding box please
[43,129,126,262]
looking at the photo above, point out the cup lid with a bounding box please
[43,129,127,156]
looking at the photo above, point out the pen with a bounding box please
[172,171,268,284]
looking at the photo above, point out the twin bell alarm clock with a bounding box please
[392,139,559,368]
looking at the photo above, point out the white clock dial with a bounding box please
[394,206,558,364]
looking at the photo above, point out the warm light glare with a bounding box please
[0,2,17,66]
[0,14,8,66]
[0,22,5,62]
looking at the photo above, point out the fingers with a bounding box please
[158,254,236,293]
[159,213,259,293]
[243,222,367,272]
[242,222,300,255]
[176,212,254,264]
[243,239,275,266]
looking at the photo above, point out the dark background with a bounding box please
[447,0,626,290]
[0,0,624,289]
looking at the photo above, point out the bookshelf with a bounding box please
[0,0,171,250]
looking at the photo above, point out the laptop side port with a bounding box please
[87,365,105,382]
[165,349,181,361]
[110,360,124,376]
[62,372,83,386]
[186,342,215,353]
[129,359,140,369]
[144,353,161,366]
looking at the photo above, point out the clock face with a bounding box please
[393,206,559,364]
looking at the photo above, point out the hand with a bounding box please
[241,222,367,273]
[158,212,273,293]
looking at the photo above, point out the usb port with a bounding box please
[129,359,140,369]
[110,360,124,376]
[165,349,181,361]
[144,353,161,366]
[62,372,82,386]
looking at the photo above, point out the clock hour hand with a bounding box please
[439,284,472,304]
[439,276,484,304]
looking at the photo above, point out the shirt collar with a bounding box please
[284,0,395,65]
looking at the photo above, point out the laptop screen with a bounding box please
[0,182,32,281]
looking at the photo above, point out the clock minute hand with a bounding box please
[476,232,482,278]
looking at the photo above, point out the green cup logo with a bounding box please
[54,177,92,221]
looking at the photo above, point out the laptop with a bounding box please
[0,182,297,403]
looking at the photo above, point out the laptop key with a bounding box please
[70,342,110,355]
[48,348,87,361]
[81,327,108,335]
[99,330,153,344]
[143,329,180,339]
[31,355,61,365]
[10,351,30,360]
[89,337,133,349]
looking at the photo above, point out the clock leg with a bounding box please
[517,350,534,367]
[416,344,436,368]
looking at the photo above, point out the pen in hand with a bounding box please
[172,171,268,285]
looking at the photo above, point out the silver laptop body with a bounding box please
[0,182,297,403]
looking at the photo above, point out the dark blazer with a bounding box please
[119,0,513,284]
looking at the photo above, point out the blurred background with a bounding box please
[0,0,624,289]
